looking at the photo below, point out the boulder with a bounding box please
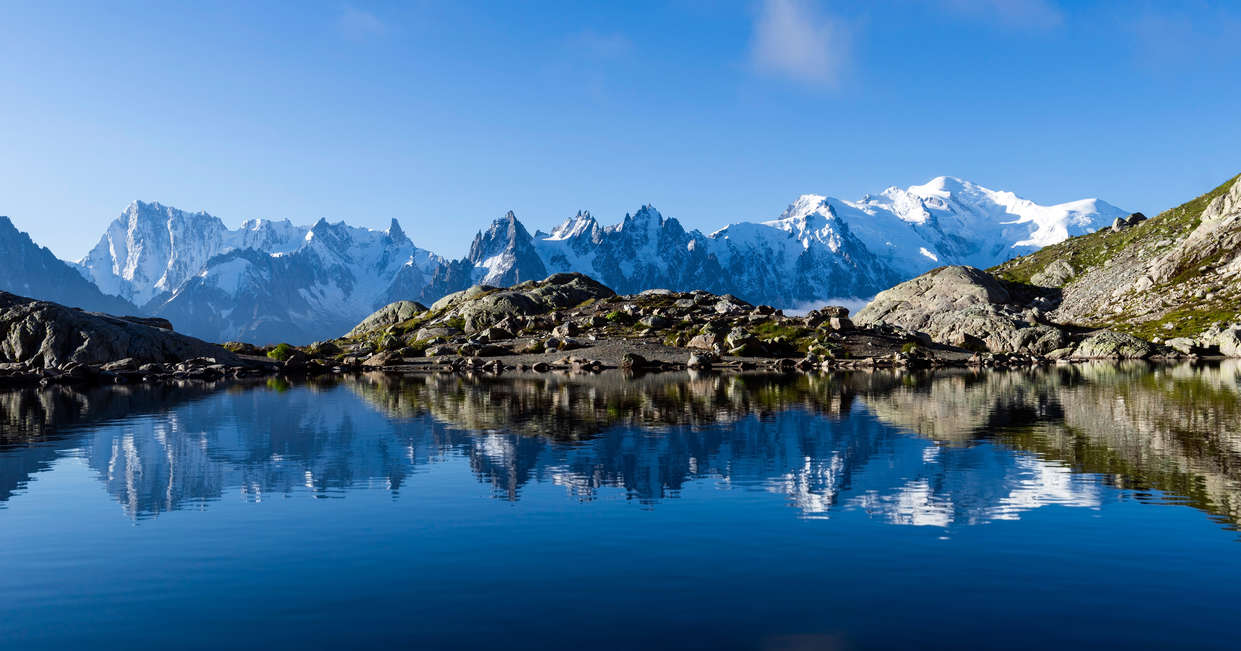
[639,315,671,329]
[687,352,717,369]
[687,333,718,350]
[478,326,514,342]
[828,317,853,332]
[1072,330,1154,359]
[620,352,647,369]
[415,326,460,340]
[424,344,457,357]
[361,351,401,367]
[1165,337,1200,355]
[347,301,427,338]
[1214,328,1241,357]
[551,322,579,338]
[805,306,850,327]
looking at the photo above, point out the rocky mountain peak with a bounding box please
[387,218,408,244]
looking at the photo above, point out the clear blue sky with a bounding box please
[2,0,1239,260]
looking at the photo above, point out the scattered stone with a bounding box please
[687,352,717,369]
[621,352,648,369]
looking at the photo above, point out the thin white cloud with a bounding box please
[339,5,389,40]
[939,0,1063,29]
[1128,5,1241,72]
[749,0,851,89]
[568,30,634,59]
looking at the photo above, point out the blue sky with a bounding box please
[2,0,1239,260]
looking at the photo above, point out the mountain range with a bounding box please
[0,177,1127,344]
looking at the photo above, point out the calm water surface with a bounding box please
[2,363,1241,650]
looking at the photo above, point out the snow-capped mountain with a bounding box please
[77,202,442,344]
[79,201,308,307]
[42,175,1123,344]
[520,176,1122,307]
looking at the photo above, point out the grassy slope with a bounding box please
[993,173,1240,285]
[990,173,1241,339]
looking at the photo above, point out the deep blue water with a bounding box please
[2,364,1241,650]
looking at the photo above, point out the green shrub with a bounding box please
[901,342,919,354]
[267,343,295,361]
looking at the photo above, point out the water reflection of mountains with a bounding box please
[1,363,1239,529]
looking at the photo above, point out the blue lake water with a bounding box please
[2,364,1241,650]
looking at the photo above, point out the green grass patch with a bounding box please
[752,320,811,341]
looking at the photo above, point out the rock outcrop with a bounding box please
[854,266,1067,354]
[421,272,617,334]
[0,291,237,369]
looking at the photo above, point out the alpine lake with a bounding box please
[2,362,1240,650]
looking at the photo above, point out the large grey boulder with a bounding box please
[1071,330,1154,359]
[346,300,427,338]
[855,266,1066,354]
[1214,328,1241,357]
[421,272,616,333]
[0,291,237,369]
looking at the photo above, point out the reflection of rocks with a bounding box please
[346,371,878,440]
[864,360,1241,526]
[0,363,1239,529]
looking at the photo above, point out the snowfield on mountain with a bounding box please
[47,177,1124,343]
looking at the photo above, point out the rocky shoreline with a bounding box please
[5,270,1234,390]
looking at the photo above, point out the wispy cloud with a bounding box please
[1127,5,1241,73]
[749,0,851,89]
[568,30,634,59]
[339,5,389,41]
[938,0,1063,29]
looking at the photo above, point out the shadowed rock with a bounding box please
[0,291,237,368]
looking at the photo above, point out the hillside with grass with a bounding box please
[991,173,1241,341]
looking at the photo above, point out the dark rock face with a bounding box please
[0,216,138,314]
[0,291,236,369]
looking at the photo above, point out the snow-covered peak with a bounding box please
[764,194,836,233]
[548,210,598,241]
[615,204,664,233]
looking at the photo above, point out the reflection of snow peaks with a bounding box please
[856,479,955,527]
[991,456,1099,521]
[767,453,846,516]
[4,364,1237,529]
